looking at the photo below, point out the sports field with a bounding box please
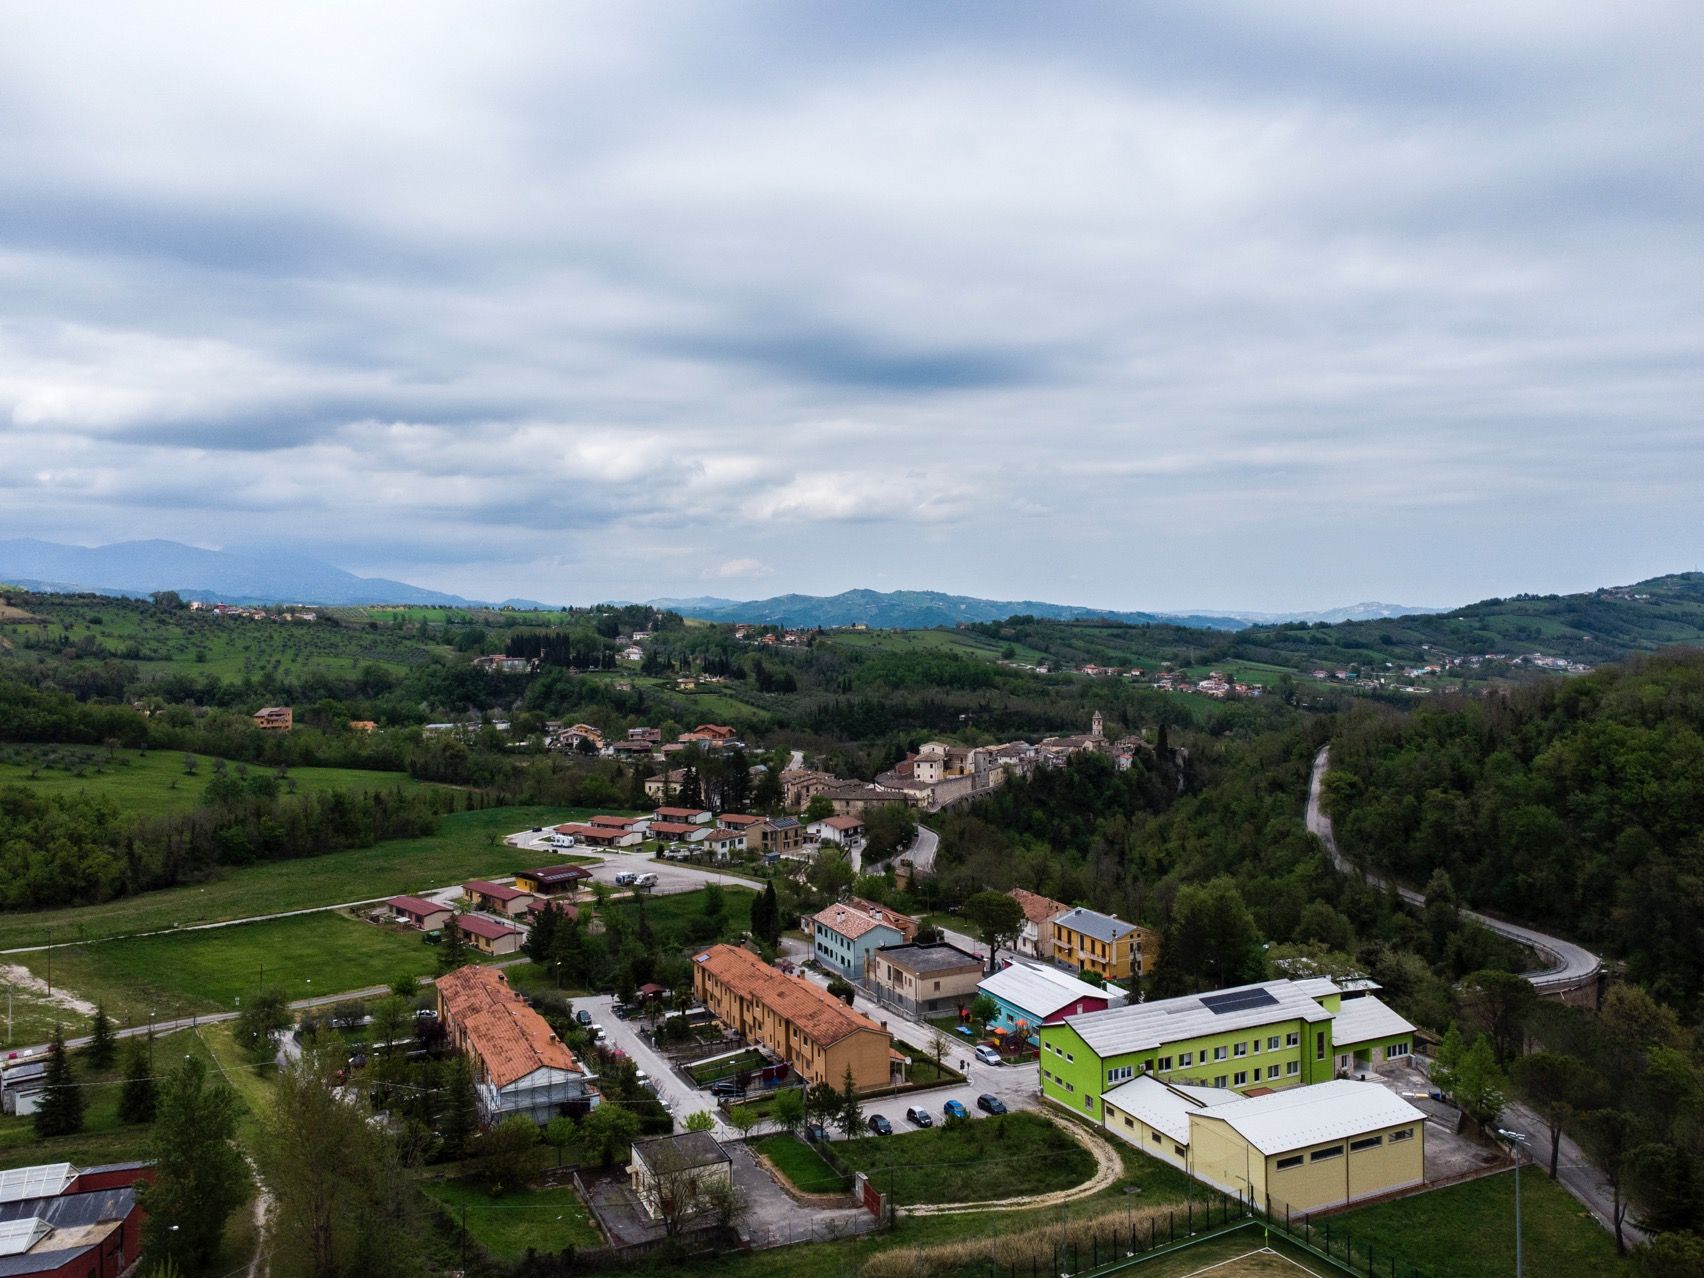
[1126,1233,1345,1277]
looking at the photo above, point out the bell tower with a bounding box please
[1091,709,1104,738]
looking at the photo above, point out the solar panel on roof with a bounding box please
[1200,988,1279,1015]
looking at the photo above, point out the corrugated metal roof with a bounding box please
[1102,1076,1235,1144]
[1064,980,1333,1057]
[1325,996,1415,1049]
[1053,907,1137,943]
[1192,1079,1425,1156]
[979,964,1117,1018]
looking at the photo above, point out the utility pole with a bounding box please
[1498,1128,1529,1277]
[45,928,53,995]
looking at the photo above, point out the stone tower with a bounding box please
[1091,709,1104,738]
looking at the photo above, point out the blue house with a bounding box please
[810,903,904,979]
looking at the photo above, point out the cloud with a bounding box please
[0,2,1698,610]
[704,558,770,580]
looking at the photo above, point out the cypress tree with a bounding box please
[34,1025,84,1138]
[440,1055,480,1159]
[437,914,468,973]
[117,1036,157,1124]
[86,1005,116,1069]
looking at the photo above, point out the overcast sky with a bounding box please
[2,3,1700,611]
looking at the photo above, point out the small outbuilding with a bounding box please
[629,1131,734,1220]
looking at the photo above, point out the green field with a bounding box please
[1332,1169,1630,1278]
[422,1177,601,1256]
[15,910,456,1031]
[0,743,431,816]
[0,805,582,950]
[753,1134,849,1194]
[836,1112,1095,1205]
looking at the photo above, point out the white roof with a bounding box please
[1327,995,1415,1049]
[1102,1075,1238,1144]
[0,1163,75,1204]
[0,1217,51,1256]
[1192,1080,1425,1156]
[979,964,1122,1020]
[1064,980,1333,1057]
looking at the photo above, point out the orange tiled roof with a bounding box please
[437,966,582,1089]
[693,944,883,1048]
[1009,887,1072,926]
[812,903,894,942]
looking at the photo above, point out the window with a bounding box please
[1213,1046,1227,1061]
[1150,1131,1161,1145]
[1179,1051,1193,1067]
[1391,1128,1415,1143]
[1065,1082,1075,1093]
[1310,1145,1344,1162]
[1266,1065,1280,1080]
[1316,1031,1326,1061]
[1083,1096,1094,1111]
[1123,1115,1134,1129]
[1066,1052,1075,1063]
[1252,1038,1261,1054]
[1108,1065,1134,1084]
[1286,1061,1300,1076]
[1214,1075,1227,1088]
[1174,1143,1187,1157]
[1233,1071,1248,1086]
[1268,1036,1281,1051]
[1392,1041,1410,1057]
[1350,1136,1384,1151]
[1233,1041,1247,1057]
[1275,1155,1304,1170]
[1286,1032,1300,1047]
[1158,1056,1173,1071]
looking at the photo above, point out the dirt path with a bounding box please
[901,1111,1123,1217]
[0,963,98,1016]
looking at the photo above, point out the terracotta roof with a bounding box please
[650,821,703,835]
[555,823,626,841]
[812,903,899,942]
[717,813,767,827]
[388,895,447,917]
[847,897,917,933]
[589,814,642,827]
[705,828,745,842]
[655,807,710,819]
[454,914,524,941]
[1009,887,1072,926]
[818,815,865,830]
[465,880,529,903]
[437,966,581,1089]
[692,944,884,1049]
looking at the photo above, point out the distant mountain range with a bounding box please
[0,539,551,608]
[647,589,1443,631]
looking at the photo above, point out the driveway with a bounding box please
[575,993,732,1136]
[733,1142,873,1247]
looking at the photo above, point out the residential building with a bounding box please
[1008,888,1071,960]
[978,964,1121,1042]
[347,719,377,733]
[810,903,904,978]
[702,828,747,861]
[650,820,709,844]
[863,942,983,1018]
[588,814,650,834]
[464,880,535,919]
[629,1132,734,1220]
[0,1060,46,1117]
[553,822,642,848]
[690,944,893,1090]
[252,705,292,732]
[654,806,713,825]
[513,865,592,898]
[824,782,913,816]
[749,817,805,855]
[386,895,451,932]
[845,896,918,942]
[628,727,662,744]
[436,966,598,1122]
[644,769,690,801]
[1051,907,1158,981]
[780,768,837,809]
[691,724,737,741]
[1038,979,1417,1120]
[0,1160,152,1278]
[472,654,534,674]
[808,815,865,847]
[716,813,768,831]
[452,914,526,956]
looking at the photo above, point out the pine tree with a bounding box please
[437,914,468,974]
[678,765,703,808]
[86,1005,116,1069]
[33,1025,84,1138]
[440,1055,480,1159]
[139,1056,251,1270]
[117,1036,157,1124]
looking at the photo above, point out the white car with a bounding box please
[634,872,658,888]
[974,1045,1003,1066]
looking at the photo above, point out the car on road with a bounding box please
[974,1045,1003,1066]
[575,1009,592,1026]
[867,1114,893,1135]
[942,1099,968,1120]
[904,1106,934,1127]
[613,871,637,886]
[976,1093,1007,1115]
[634,872,658,888]
[590,1025,607,1043]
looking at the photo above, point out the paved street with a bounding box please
[573,992,732,1137]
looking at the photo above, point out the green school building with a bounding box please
[1039,977,1415,1122]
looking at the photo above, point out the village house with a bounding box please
[513,864,591,898]
[779,768,837,809]
[715,813,768,831]
[629,1132,734,1221]
[347,719,377,733]
[824,782,913,816]
[472,654,535,674]
[747,816,805,855]
[702,828,747,861]
[437,966,598,1122]
[1008,888,1072,960]
[844,896,918,941]
[691,944,893,1090]
[463,880,535,919]
[1051,907,1159,981]
[386,895,451,933]
[863,941,984,1018]
[252,705,292,732]
[979,963,1124,1043]
[452,914,526,956]
[653,806,713,825]
[554,822,644,849]
[629,726,663,743]
[809,903,905,978]
[649,820,710,844]
[808,814,866,847]
[588,813,651,835]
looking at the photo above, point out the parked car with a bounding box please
[867,1114,893,1135]
[575,1009,593,1026]
[590,1025,607,1043]
[942,1099,969,1120]
[974,1045,1003,1066]
[976,1094,1007,1115]
[711,1080,746,1099]
[803,1123,830,1144]
[614,871,637,886]
[904,1106,934,1127]
[634,872,658,888]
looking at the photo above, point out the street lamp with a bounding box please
[1497,1128,1530,1277]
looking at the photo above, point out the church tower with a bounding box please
[1091,709,1104,738]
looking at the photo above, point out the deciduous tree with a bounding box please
[141,1056,251,1271]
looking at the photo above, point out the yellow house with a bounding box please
[1185,1079,1425,1213]
[1051,907,1159,981]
